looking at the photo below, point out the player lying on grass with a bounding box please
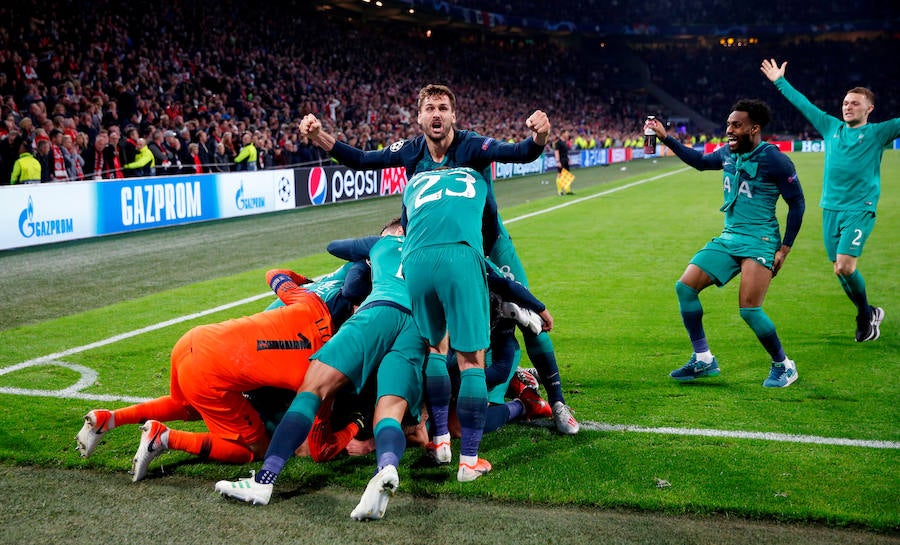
[75,268,338,481]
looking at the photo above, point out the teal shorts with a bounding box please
[822,209,876,262]
[403,244,490,352]
[690,232,778,286]
[311,305,426,417]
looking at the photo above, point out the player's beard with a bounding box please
[730,133,753,154]
[425,124,454,146]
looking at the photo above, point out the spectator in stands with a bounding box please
[222,132,237,170]
[48,128,70,182]
[34,134,53,183]
[18,118,34,143]
[104,127,126,179]
[122,126,140,176]
[161,130,183,175]
[188,143,203,174]
[234,131,258,171]
[124,138,154,178]
[83,131,109,180]
[211,141,230,173]
[10,134,42,185]
[102,100,122,130]
[147,131,167,175]
[61,134,85,181]
[196,130,213,173]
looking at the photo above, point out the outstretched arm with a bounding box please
[303,112,406,170]
[326,236,381,262]
[266,269,313,305]
[646,117,722,171]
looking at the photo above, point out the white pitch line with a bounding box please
[578,421,900,450]
[2,166,897,451]
[3,292,274,369]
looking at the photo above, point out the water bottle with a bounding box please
[643,116,657,155]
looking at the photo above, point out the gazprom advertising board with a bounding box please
[1,170,297,250]
[96,175,219,233]
[0,182,96,250]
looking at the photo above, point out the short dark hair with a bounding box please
[417,84,456,113]
[10,134,24,152]
[731,99,771,129]
[380,216,403,235]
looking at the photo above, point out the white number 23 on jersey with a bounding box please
[411,169,477,209]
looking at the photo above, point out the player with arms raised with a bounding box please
[761,58,900,342]
[645,99,806,388]
[302,84,579,439]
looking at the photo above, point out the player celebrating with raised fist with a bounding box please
[302,83,580,438]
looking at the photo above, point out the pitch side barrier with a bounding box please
[6,139,896,251]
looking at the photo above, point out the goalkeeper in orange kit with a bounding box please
[74,269,347,481]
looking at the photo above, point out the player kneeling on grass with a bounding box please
[75,269,335,481]
[645,100,805,388]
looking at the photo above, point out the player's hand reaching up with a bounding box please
[760,59,787,83]
[525,110,551,146]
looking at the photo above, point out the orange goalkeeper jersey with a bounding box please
[184,287,332,393]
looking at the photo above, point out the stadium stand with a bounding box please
[0,1,896,183]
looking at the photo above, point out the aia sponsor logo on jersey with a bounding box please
[308,167,327,205]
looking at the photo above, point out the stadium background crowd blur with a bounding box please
[1,0,897,183]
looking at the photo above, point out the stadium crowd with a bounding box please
[431,0,897,26]
[1,1,896,184]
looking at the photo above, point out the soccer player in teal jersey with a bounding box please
[646,99,806,388]
[301,84,579,434]
[401,166,495,481]
[762,58,900,342]
[217,219,428,521]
